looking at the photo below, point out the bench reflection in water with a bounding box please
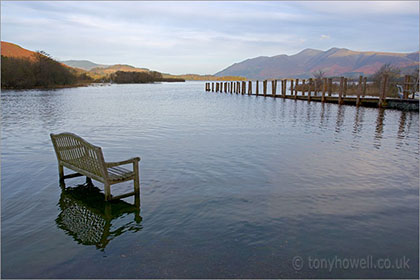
[56,182,142,250]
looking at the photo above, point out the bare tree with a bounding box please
[312,69,326,89]
[371,63,401,87]
[410,66,419,91]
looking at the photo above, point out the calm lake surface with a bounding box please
[2,82,419,278]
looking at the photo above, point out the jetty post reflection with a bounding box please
[56,182,142,250]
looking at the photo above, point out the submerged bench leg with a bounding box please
[86,177,93,185]
[104,183,112,201]
[58,164,64,181]
[133,161,140,194]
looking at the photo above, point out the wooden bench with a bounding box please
[50,132,140,201]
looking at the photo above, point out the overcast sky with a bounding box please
[1,1,418,75]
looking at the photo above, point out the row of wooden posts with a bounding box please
[205,75,394,107]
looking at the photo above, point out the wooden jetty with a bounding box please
[204,75,419,111]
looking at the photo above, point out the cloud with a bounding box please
[1,1,418,74]
[295,1,419,16]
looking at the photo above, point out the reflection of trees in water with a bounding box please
[56,183,142,250]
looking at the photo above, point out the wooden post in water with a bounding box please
[256,81,259,96]
[271,80,276,96]
[301,79,306,96]
[211,82,214,92]
[241,81,245,95]
[362,77,367,97]
[338,77,344,104]
[308,78,312,101]
[280,80,283,97]
[356,75,363,106]
[281,80,285,98]
[294,79,299,99]
[379,74,388,107]
[343,78,348,97]
[216,82,219,92]
[289,79,294,98]
[321,78,327,102]
[263,80,267,96]
[328,78,332,97]
[248,81,252,95]
[230,82,233,94]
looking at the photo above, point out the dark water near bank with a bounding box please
[2,82,419,278]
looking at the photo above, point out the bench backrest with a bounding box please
[50,133,107,178]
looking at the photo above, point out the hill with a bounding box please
[60,60,109,71]
[215,47,420,79]
[1,41,87,75]
[1,41,38,61]
[86,64,151,80]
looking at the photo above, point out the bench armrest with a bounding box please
[106,157,140,167]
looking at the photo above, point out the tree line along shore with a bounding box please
[0,52,189,90]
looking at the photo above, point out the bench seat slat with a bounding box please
[107,166,134,181]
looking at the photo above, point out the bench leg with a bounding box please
[133,161,140,194]
[86,177,93,185]
[104,183,112,201]
[58,164,64,181]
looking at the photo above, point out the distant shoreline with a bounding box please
[1,80,192,90]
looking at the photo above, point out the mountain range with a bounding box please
[215,47,419,79]
[2,41,418,81]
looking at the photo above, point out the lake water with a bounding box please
[1,82,419,278]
